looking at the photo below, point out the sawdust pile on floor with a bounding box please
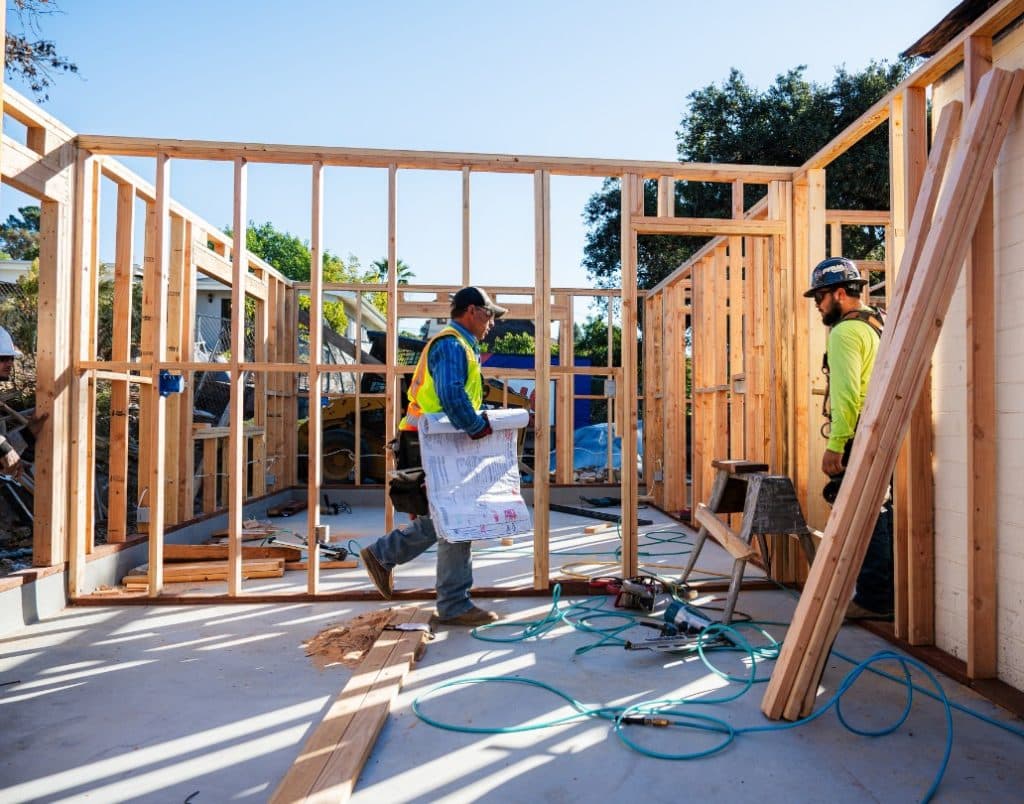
[304,608,395,669]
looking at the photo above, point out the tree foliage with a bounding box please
[574,317,621,368]
[371,257,415,284]
[4,0,77,102]
[226,221,380,333]
[0,205,41,261]
[493,331,535,355]
[582,60,915,289]
[491,330,558,357]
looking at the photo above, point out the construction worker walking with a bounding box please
[360,286,507,627]
[804,258,893,620]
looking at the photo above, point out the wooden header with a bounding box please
[76,135,796,181]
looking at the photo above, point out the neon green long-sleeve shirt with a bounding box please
[826,310,880,454]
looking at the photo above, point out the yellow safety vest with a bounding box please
[399,325,483,431]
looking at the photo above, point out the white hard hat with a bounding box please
[0,326,19,358]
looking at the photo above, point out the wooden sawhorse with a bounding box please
[680,459,816,623]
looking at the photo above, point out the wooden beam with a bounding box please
[383,165,399,536]
[0,135,72,201]
[227,158,247,596]
[695,504,756,560]
[632,216,785,237]
[145,154,172,596]
[554,293,574,485]
[964,35,998,680]
[801,171,829,537]
[192,245,268,300]
[533,170,552,589]
[77,134,795,181]
[461,166,470,285]
[307,162,325,595]
[269,606,431,803]
[619,174,641,578]
[67,154,99,593]
[824,210,891,226]
[163,215,186,526]
[890,86,936,646]
[106,182,135,543]
[178,220,198,519]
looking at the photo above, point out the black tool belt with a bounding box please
[388,430,429,516]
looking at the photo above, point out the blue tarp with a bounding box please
[550,421,643,473]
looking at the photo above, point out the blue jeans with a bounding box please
[854,500,894,613]
[367,516,474,619]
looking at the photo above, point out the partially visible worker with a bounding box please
[804,258,893,620]
[360,286,506,627]
[0,326,45,478]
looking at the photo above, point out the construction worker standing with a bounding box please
[804,258,893,620]
[360,286,506,627]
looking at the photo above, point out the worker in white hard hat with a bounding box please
[0,325,44,477]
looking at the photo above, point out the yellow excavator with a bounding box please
[297,332,533,484]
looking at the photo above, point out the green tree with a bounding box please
[224,220,381,333]
[4,1,78,102]
[492,330,558,357]
[0,205,41,261]
[574,317,621,368]
[371,257,415,284]
[583,59,915,289]
[493,331,534,355]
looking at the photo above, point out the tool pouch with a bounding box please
[388,469,429,516]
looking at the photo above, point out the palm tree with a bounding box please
[372,258,414,284]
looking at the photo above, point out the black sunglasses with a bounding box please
[813,289,834,305]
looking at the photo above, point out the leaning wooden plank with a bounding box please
[164,544,302,562]
[270,605,429,803]
[695,504,755,561]
[782,69,1024,720]
[885,100,963,325]
[762,67,1024,721]
[964,34,998,681]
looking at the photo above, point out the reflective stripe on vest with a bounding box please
[399,325,483,431]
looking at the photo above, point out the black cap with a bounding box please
[451,286,507,319]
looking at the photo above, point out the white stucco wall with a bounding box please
[930,21,1024,689]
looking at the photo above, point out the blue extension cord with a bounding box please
[412,585,1024,803]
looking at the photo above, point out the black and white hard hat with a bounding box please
[802,257,867,297]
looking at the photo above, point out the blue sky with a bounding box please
[4,1,955,289]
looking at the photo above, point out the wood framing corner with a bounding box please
[270,605,433,803]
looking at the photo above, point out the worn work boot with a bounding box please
[360,546,393,599]
[845,601,893,621]
[430,605,499,627]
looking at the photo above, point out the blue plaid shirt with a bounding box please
[426,321,488,436]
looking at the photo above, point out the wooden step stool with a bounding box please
[680,459,816,623]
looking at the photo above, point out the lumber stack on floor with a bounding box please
[284,560,359,571]
[762,68,1024,721]
[270,605,432,803]
[122,558,285,585]
[164,543,302,562]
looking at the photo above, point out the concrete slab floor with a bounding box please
[2,508,1022,802]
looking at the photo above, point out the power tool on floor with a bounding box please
[614,577,659,613]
